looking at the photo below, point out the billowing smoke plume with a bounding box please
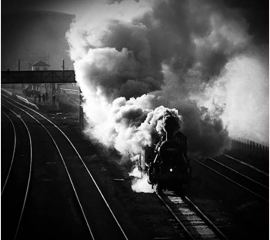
[66,0,268,191]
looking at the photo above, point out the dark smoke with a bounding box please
[66,0,268,159]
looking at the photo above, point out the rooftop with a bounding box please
[33,61,50,67]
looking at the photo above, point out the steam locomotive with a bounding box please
[145,131,192,194]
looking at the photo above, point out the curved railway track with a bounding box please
[189,157,268,203]
[1,110,17,194]
[2,96,130,240]
[1,106,33,240]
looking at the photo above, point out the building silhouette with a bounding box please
[32,60,50,71]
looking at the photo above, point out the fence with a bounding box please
[230,137,269,161]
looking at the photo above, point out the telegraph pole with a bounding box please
[62,58,65,71]
[18,59,20,71]
[79,88,84,137]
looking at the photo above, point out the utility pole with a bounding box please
[18,59,20,71]
[62,58,65,71]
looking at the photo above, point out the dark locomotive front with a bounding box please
[147,131,191,194]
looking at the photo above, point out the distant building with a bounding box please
[32,61,50,71]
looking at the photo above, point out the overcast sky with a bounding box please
[2,0,88,14]
[2,0,268,43]
[1,0,107,14]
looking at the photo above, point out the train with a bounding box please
[144,123,192,195]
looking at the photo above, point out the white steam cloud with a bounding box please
[193,47,269,144]
[66,0,269,192]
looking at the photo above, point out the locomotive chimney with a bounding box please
[164,123,175,141]
[163,115,178,141]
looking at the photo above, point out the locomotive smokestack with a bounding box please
[18,59,20,71]
[163,114,180,141]
[62,58,65,71]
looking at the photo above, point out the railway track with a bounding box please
[1,106,33,240]
[2,96,132,240]
[156,190,229,240]
[223,154,269,178]
[213,154,269,188]
[60,87,80,106]
[190,157,269,202]
[2,89,268,239]
[1,110,17,194]
[153,153,268,239]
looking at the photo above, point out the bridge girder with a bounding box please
[1,70,76,84]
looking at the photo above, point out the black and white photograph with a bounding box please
[1,0,269,239]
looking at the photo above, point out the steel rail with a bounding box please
[1,110,17,195]
[189,157,268,202]
[156,191,229,240]
[209,157,268,189]
[155,193,196,240]
[184,196,229,240]
[223,154,269,177]
[68,97,80,107]
[3,95,129,240]
[2,104,33,240]
[60,87,80,93]
[3,99,96,240]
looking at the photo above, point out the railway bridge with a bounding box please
[1,70,76,84]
